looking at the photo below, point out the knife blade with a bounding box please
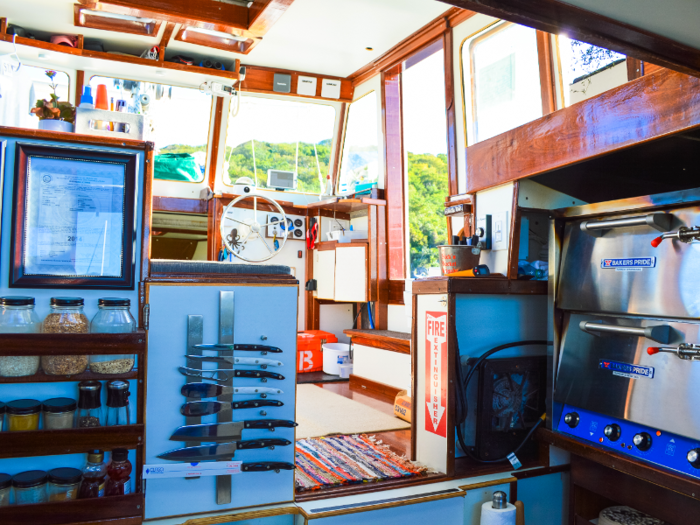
[158,439,292,461]
[186,355,283,368]
[170,420,298,442]
[193,344,283,354]
[181,399,284,416]
[181,383,283,399]
[178,367,285,383]
[242,462,295,472]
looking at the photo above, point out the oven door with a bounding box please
[554,312,700,440]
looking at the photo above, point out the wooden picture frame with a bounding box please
[11,143,138,289]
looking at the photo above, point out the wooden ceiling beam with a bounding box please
[248,0,294,35]
[439,0,700,78]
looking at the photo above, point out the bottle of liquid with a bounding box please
[105,448,132,496]
[77,381,103,427]
[78,450,107,499]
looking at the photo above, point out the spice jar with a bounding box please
[0,296,41,377]
[0,473,10,507]
[106,380,130,426]
[42,297,89,376]
[42,397,77,430]
[90,298,136,375]
[0,402,5,431]
[12,470,48,505]
[47,467,82,502]
[77,381,103,428]
[7,399,41,432]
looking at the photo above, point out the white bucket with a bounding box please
[322,342,351,375]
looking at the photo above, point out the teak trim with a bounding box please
[344,329,411,355]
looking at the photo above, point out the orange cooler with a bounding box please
[297,331,338,373]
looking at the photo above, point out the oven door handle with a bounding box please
[579,321,671,344]
[580,212,673,237]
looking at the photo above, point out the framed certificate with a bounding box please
[11,143,138,289]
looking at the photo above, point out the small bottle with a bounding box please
[105,448,132,496]
[78,450,107,499]
[77,381,103,428]
[106,380,130,426]
[79,86,95,109]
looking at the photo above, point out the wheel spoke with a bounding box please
[260,235,274,254]
[225,216,249,226]
[254,197,258,223]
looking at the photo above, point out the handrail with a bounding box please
[580,212,673,237]
[579,321,671,344]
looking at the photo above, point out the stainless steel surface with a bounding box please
[554,312,700,440]
[217,291,234,505]
[654,226,700,245]
[580,212,673,236]
[558,204,700,319]
[492,491,507,509]
[579,320,671,343]
[186,316,204,450]
[648,344,700,360]
[548,217,565,430]
[437,245,481,276]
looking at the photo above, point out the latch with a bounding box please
[651,226,700,247]
[647,344,700,361]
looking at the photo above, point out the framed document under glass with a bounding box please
[11,143,138,289]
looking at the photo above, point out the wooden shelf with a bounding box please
[343,329,410,355]
[0,331,147,356]
[0,493,143,525]
[304,197,387,214]
[411,276,548,295]
[0,368,138,384]
[0,425,144,459]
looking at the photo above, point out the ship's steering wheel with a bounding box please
[219,194,288,263]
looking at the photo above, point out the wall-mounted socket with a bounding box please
[476,214,492,250]
[492,211,509,251]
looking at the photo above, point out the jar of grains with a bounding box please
[0,297,41,377]
[42,397,77,430]
[47,467,82,502]
[90,298,136,375]
[6,399,41,431]
[0,473,10,507]
[12,470,48,505]
[42,297,89,376]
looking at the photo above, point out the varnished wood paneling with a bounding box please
[208,97,225,190]
[536,31,557,114]
[158,22,177,61]
[411,276,547,295]
[443,29,459,197]
[466,69,700,193]
[75,70,85,107]
[240,65,353,102]
[344,329,411,354]
[0,126,149,150]
[330,102,347,191]
[348,374,403,402]
[175,26,258,55]
[626,57,643,81]
[74,4,163,36]
[389,279,405,304]
[0,494,143,525]
[248,0,295,36]
[644,62,667,76]
[141,143,155,280]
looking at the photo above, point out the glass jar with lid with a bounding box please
[42,397,77,430]
[47,467,82,502]
[42,297,89,376]
[0,473,10,506]
[6,399,41,432]
[90,298,136,375]
[106,380,130,426]
[0,403,5,431]
[77,381,103,428]
[0,297,41,377]
[12,470,48,505]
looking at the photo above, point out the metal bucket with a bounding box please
[438,245,481,276]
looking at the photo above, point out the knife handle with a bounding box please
[236,344,283,354]
[242,462,295,472]
[235,370,285,380]
[232,400,284,410]
[237,439,291,450]
[243,419,298,430]
[181,402,225,417]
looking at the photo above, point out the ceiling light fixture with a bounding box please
[80,9,156,26]
[365,47,373,51]
[183,26,248,43]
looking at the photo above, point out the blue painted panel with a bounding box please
[145,284,297,520]
[517,472,567,525]
[557,404,700,480]
[207,515,295,525]
[308,495,464,525]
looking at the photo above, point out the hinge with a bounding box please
[143,303,150,331]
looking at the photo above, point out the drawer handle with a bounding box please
[580,212,672,237]
[579,321,671,344]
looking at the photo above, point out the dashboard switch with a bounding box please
[687,449,700,469]
[633,432,652,452]
[604,424,621,442]
[564,412,580,428]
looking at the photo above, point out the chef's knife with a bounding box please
[158,439,292,462]
[193,344,283,354]
[181,399,284,416]
[242,462,295,472]
[186,355,283,368]
[181,383,283,399]
[178,367,285,383]
[170,420,298,442]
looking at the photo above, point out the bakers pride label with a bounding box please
[600,359,655,380]
[425,311,447,438]
[601,257,656,271]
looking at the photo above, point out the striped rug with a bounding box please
[295,434,428,491]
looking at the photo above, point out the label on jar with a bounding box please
[123,480,131,495]
[98,482,105,498]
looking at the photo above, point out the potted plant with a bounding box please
[31,70,75,132]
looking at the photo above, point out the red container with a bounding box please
[297,331,338,373]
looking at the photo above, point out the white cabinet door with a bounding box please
[315,249,336,300]
[334,245,367,302]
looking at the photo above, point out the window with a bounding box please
[557,37,626,106]
[0,65,70,129]
[463,23,543,143]
[337,91,380,194]
[224,95,336,194]
[403,45,449,278]
[89,76,213,183]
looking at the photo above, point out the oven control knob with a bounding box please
[604,424,621,442]
[633,432,652,451]
[687,449,700,469]
[564,412,580,428]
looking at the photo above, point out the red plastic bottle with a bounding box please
[104,448,132,496]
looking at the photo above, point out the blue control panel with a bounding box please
[557,404,700,480]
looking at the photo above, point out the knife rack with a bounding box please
[216,291,235,505]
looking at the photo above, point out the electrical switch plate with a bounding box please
[492,211,509,251]
[321,79,341,99]
[297,76,317,97]
[476,214,492,250]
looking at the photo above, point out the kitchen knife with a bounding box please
[170,420,298,442]
[178,367,284,383]
[186,355,283,368]
[158,439,292,461]
[193,344,283,354]
[181,399,284,416]
[242,462,295,472]
[181,383,283,399]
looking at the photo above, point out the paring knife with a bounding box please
[181,383,283,399]
[181,400,284,417]
[158,439,292,462]
[193,344,283,354]
[178,367,285,383]
[170,420,298,442]
[242,462,295,472]
[186,355,283,368]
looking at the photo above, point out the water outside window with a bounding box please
[224,95,336,194]
[403,46,449,279]
[337,91,380,194]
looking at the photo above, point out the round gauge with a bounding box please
[294,229,303,238]
[269,216,279,224]
[294,219,303,228]
[279,218,294,231]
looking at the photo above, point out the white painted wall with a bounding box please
[352,344,411,391]
[569,61,628,105]
[474,182,515,276]
[319,303,354,344]
[387,304,411,333]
